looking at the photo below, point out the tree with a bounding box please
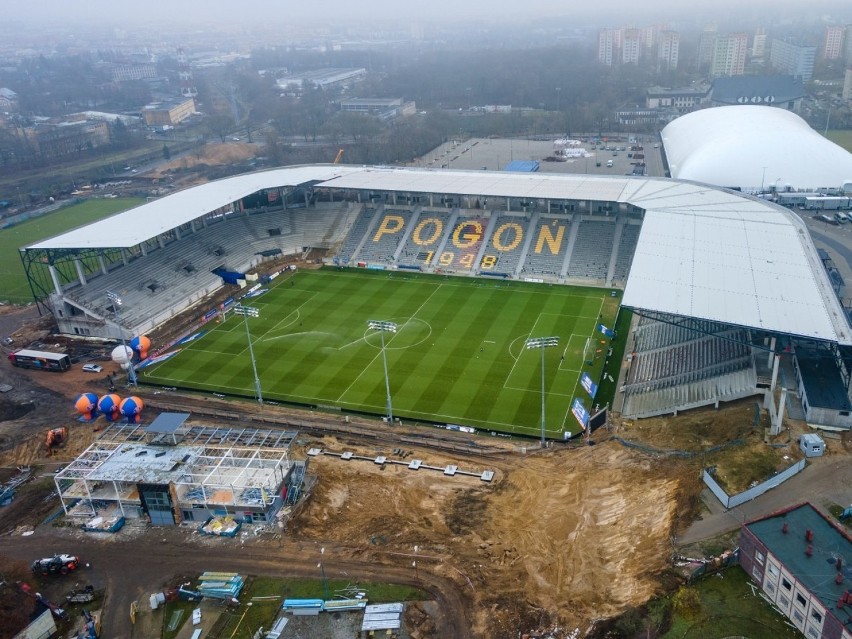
[672,585,701,620]
[205,114,233,143]
[162,144,171,161]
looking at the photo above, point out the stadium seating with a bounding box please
[436,214,490,273]
[396,209,454,268]
[479,214,530,275]
[336,207,378,265]
[357,208,415,265]
[519,216,572,278]
[58,205,317,334]
[621,318,758,418]
[566,219,617,281]
[611,222,641,284]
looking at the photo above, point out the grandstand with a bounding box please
[20,164,852,430]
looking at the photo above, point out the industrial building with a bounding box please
[739,503,852,639]
[142,97,196,127]
[54,413,302,526]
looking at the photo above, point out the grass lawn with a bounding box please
[661,566,802,639]
[0,197,142,303]
[212,576,428,639]
[826,130,852,153]
[143,268,620,437]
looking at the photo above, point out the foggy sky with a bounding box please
[5,0,850,28]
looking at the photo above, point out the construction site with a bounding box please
[2,315,844,638]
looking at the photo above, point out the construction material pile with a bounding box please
[197,572,244,600]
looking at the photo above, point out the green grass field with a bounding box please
[0,197,143,303]
[143,269,621,438]
[826,129,852,153]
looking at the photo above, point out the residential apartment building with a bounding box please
[843,68,852,103]
[752,28,768,58]
[770,39,817,82]
[698,23,718,70]
[622,29,641,65]
[598,28,616,66]
[823,25,845,60]
[710,33,749,77]
[657,31,680,72]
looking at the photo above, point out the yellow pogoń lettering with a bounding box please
[452,221,483,249]
[492,222,523,252]
[372,214,405,242]
[534,224,566,254]
[412,218,443,246]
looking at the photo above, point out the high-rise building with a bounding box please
[752,27,767,58]
[622,28,642,65]
[698,23,718,70]
[710,33,748,77]
[843,67,852,102]
[823,25,845,60]
[657,31,680,72]
[598,28,615,66]
[844,25,852,65]
[769,39,817,82]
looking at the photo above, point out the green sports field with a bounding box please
[0,197,143,303]
[142,269,621,438]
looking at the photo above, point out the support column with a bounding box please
[98,255,108,276]
[771,388,787,436]
[770,354,780,391]
[74,259,87,286]
[121,249,128,266]
[767,337,776,368]
[157,236,165,249]
[48,265,62,296]
[175,227,182,240]
[140,244,147,257]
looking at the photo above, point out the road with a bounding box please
[677,453,852,546]
[0,528,471,639]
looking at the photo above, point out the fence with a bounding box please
[703,458,806,509]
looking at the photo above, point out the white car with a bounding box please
[82,364,103,373]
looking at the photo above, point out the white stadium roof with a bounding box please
[26,164,362,251]
[662,105,852,192]
[25,165,852,345]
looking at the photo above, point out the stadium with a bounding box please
[18,150,852,434]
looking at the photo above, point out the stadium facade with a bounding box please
[20,165,852,430]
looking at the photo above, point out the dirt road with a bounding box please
[0,528,470,639]
[677,454,852,546]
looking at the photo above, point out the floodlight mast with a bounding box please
[368,320,398,424]
[234,304,263,405]
[106,290,137,386]
[525,336,559,447]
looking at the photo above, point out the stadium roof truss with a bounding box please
[20,164,852,348]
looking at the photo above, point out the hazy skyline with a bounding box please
[4,0,852,28]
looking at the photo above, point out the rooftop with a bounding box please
[745,503,852,622]
[23,165,852,347]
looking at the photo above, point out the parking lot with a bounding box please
[415,136,665,178]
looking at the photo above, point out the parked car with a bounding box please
[82,364,103,373]
[2,337,12,345]
[31,554,80,576]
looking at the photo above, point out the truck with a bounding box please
[31,554,81,576]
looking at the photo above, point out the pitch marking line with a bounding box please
[334,284,444,404]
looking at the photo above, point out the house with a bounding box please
[739,502,852,639]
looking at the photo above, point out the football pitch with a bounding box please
[142,269,621,438]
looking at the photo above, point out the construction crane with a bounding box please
[333,149,344,164]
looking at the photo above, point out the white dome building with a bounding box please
[661,106,852,192]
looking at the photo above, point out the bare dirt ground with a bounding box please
[2,304,843,637]
[149,143,258,181]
